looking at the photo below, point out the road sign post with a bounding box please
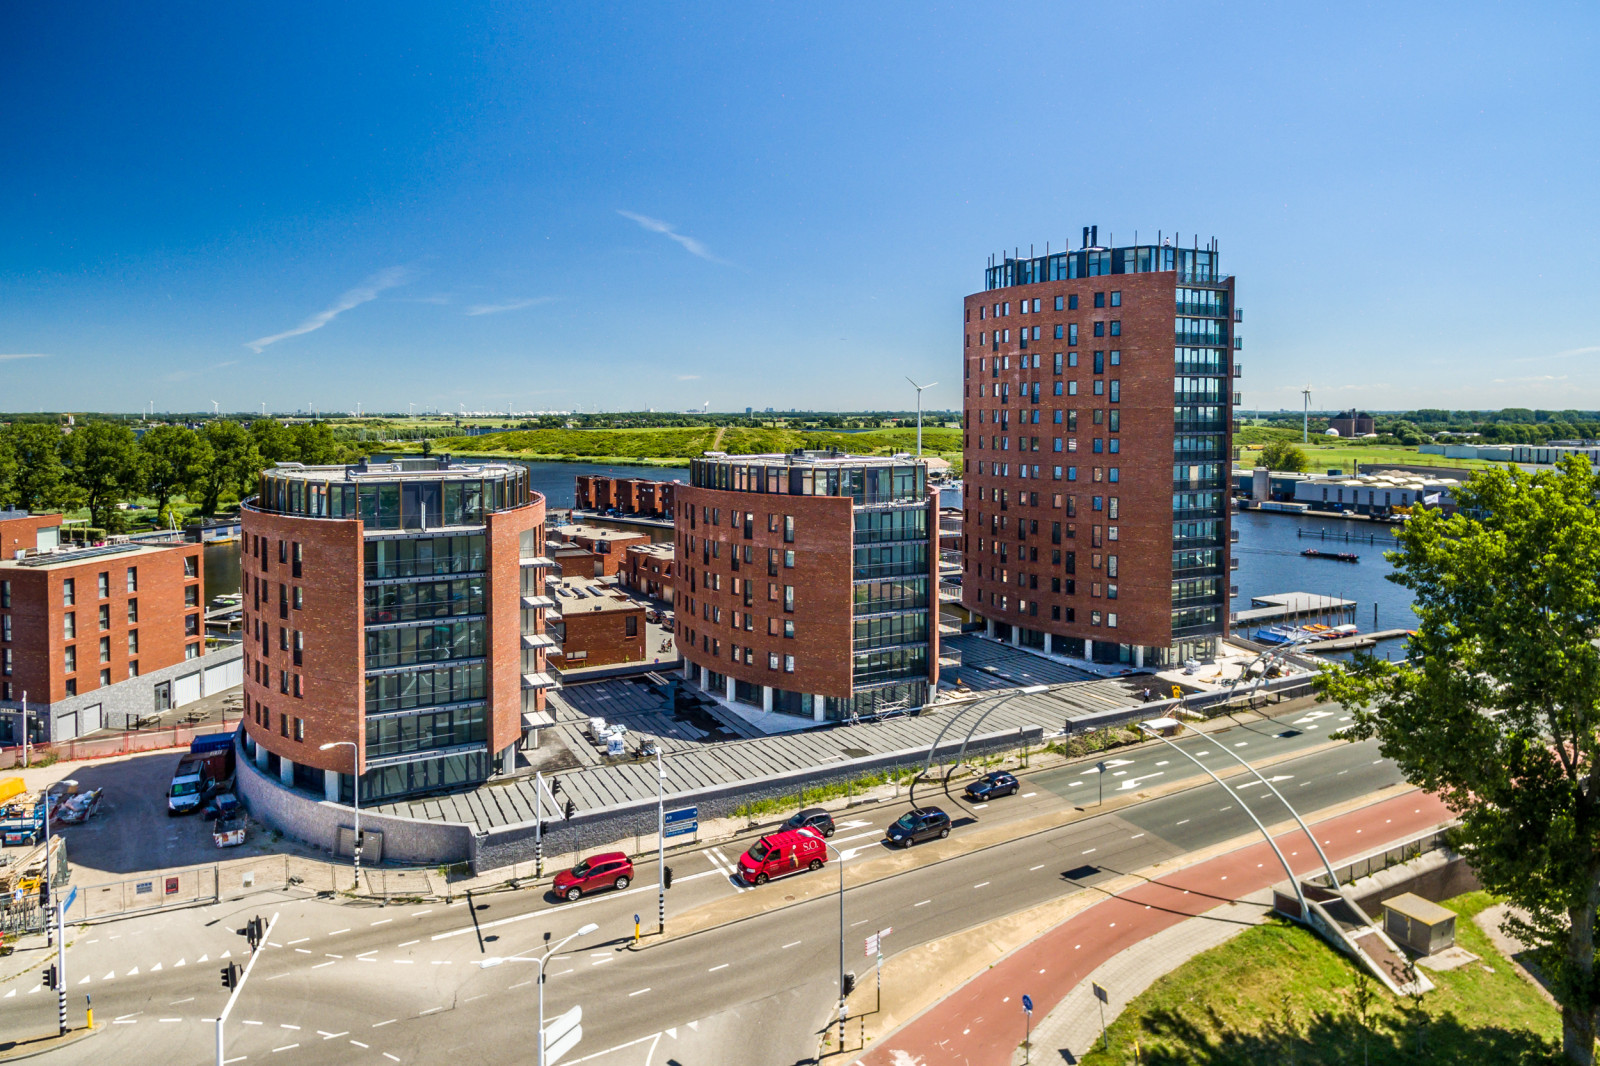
[542,1003,582,1065]
[864,927,892,1014]
[1093,981,1109,1050]
[1022,994,1034,1064]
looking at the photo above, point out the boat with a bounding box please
[1301,549,1360,563]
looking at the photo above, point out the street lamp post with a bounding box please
[319,741,361,890]
[480,922,599,1066]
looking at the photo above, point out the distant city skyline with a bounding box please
[2,4,1597,413]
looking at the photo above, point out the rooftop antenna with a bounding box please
[906,378,939,456]
[1302,385,1313,443]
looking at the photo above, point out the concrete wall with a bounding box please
[236,731,475,865]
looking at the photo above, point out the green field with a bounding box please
[389,425,964,470]
[1235,426,1506,474]
[1077,891,1559,1065]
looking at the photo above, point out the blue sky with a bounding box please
[1,2,1596,415]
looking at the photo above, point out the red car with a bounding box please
[553,852,634,902]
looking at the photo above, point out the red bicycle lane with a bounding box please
[858,789,1454,1066]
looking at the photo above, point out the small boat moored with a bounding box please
[1301,549,1360,563]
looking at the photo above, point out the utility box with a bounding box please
[1381,892,1456,956]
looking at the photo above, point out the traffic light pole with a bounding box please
[54,899,66,1035]
[215,911,279,1066]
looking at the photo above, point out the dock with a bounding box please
[1309,628,1411,652]
[1231,592,1357,629]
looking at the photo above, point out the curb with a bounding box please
[0,1025,97,1063]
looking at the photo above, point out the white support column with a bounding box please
[1134,646,1145,668]
[1084,639,1094,661]
[985,618,996,638]
[762,686,774,712]
[1044,633,1054,655]
[700,665,709,690]
[255,743,269,769]
[813,696,827,723]
[279,757,295,786]
[682,660,694,681]
[725,676,735,703]
[1011,627,1022,648]
[323,769,339,802]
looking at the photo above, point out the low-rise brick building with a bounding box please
[622,542,675,603]
[551,524,651,579]
[550,576,646,669]
[575,475,677,519]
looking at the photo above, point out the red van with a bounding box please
[737,827,827,885]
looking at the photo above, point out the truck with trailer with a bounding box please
[167,729,238,815]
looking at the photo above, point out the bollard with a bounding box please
[86,993,93,1029]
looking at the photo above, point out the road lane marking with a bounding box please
[1175,819,1190,825]
[371,919,392,926]
[312,961,336,969]
[709,963,729,972]
[329,929,350,936]
[629,988,652,996]
[373,1020,396,1027]
[591,957,612,966]
[433,884,656,940]
[398,940,419,947]
[509,980,534,989]
[782,941,801,949]
[1067,781,1082,787]
[1023,792,1037,797]
[1130,833,1145,839]
[412,909,433,917]
[1082,848,1096,854]
[357,950,379,958]
[1029,865,1045,871]
[1155,761,1169,767]
[160,1018,181,1022]
[418,1007,443,1016]
[318,1031,347,1039]
[295,949,312,954]
[971,803,988,809]
[281,1024,301,1030]
[287,938,309,945]
[351,1040,370,1048]
[384,1056,400,1063]
[915,900,931,907]
[974,882,990,889]
[272,1044,299,1053]
[244,1020,264,1026]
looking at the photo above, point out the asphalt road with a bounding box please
[1,704,1411,1065]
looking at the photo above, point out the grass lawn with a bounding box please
[1076,891,1560,1065]
[387,425,965,471]
[1236,438,1506,474]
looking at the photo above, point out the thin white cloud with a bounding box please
[1491,374,1569,384]
[675,374,701,381]
[1515,344,1600,363]
[464,297,556,317]
[0,353,50,362]
[245,267,410,353]
[163,359,239,384]
[618,210,727,263]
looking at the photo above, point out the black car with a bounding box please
[885,807,951,848]
[783,808,836,837]
[964,771,1020,802]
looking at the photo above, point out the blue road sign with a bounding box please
[1022,994,1034,1014]
[663,806,698,838]
[62,886,78,914]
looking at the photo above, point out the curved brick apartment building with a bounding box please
[239,458,552,804]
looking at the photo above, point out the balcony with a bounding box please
[521,672,557,690]
[1234,308,1243,322]
[1233,393,1243,407]
[521,594,558,609]
[1175,301,1229,318]
[1175,361,1228,376]
[1233,363,1243,378]
[519,555,556,568]
[1174,474,1229,492]
[1175,331,1228,347]
[521,633,558,649]
[1173,506,1228,521]
[1174,418,1229,433]
[1234,336,1243,349]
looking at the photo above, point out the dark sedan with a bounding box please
[783,807,836,837]
[964,771,1020,802]
[885,807,951,848]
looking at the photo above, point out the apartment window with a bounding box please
[294,717,305,742]
[292,542,303,578]
[65,679,76,696]
[1,616,8,642]
[1092,611,1101,626]
[1094,380,1105,396]
[1110,291,1122,307]
[1107,613,1118,628]
[279,540,288,565]
[185,585,200,607]
[783,620,795,639]
[293,630,303,666]
[1109,380,1120,403]
[100,668,111,688]
[784,550,795,569]
[1109,410,1120,432]
[64,646,76,673]
[97,571,110,598]
[1053,296,1064,311]
[1108,555,1119,578]
[62,578,75,606]
[63,612,76,639]
[1093,322,1105,337]
[783,585,795,612]
[784,654,795,673]
[0,580,8,608]
[127,660,138,678]
[1109,320,1121,337]
[625,615,638,637]
[1108,497,1119,519]
[783,516,795,543]
[1068,324,1078,346]
[99,636,110,663]
[1094,292,1106,308]
[1,649,9,675]
[186,614,200,636]
[280,669,290,694]
[96,603,108,631]
[1109,467,1120,483]
[1109,349,1120,366]
[293,586,303,610]
[128,630,139,654]
[184,642,198,660]
[280,714,289,737]
[278,583,288,618]
[1068,294,1079,310]
[768,652,780,671]
[184,555,198,578]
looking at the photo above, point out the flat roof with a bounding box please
[698,450,930,469]
[265,458,526,482]
[551,577,644,613]
[627,541,674,556]
[1382,892,1455,926]
[556,524,652,543]
[0,541,188,571]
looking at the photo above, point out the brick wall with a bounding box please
[0,513,62,558]
[557,603,645,667]
[487,500,544,753]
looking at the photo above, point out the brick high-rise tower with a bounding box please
[961,229,1236,668]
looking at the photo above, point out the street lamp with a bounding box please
[319,741,361,890]
[819,838,848,1049]
[480,921,599,1066]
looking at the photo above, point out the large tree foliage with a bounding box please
[4,423,75,512]
[188,420,260,516]
[140,424,211,517]
[0,431,16,507]
[1320,456,1600,1064]
[1257,439,1309,472]
[62,421,145,532]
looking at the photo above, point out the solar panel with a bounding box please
[15,543,145,567]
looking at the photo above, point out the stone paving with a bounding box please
[368,638,1153,831]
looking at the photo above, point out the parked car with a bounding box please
[553,852,634,901]
[782,807,836,837]
[964,771,1020,802]
[885,807,951,848]
[737,828,827,885]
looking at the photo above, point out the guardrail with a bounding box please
[1305,825,1458,890]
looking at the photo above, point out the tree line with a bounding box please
[0,419,362,531]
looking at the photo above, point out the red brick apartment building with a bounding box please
[673,452,939,722]
[0,509,206,741]
[622,541,674,603]
[549,576,646,669]
[962,229,1235,667]
[238,458,552,804]
[575,475,677,519]
[550,524,651,578]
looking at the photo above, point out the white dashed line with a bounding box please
[1022,792,1037,797]
[782,941,801,949]
[709,963,729,972]
[914,899,931,907]
[351,1040,370,1049]
[373,1020,397,1028]
[412,909,433,917]
[974,882,990,889]
[1029,865,1045,871]
[287,938,310,945]
[273,1044,299,1053]
[1082,848,1096,855]
[329,929,350,936]
[318,1031,347,1039]
[629,988,651,996]
[398,940,420,948]
[371,919,392,926]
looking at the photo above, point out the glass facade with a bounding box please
[690,454,925,505]
[256,459,531,528]
[986,245,1221,289]
[1170,279,1232,651]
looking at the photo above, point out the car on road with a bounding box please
[964,771,1019,802]
[737,828,827,885]
[885,807,951,848]
[782,807,835,837]
[553,852,634,901]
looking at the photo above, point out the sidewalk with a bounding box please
[852,788,1454,1066]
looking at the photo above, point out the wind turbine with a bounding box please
[906,377,939,457]
[211,400,219,417]
[1301,385,1312,443]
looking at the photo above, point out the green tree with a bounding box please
[4,422,74,512]
[1319,456,1600,1065]
[249,418,296,464]
[1257,439,1309,472]
[0,430,16,508]
[140,424,211,517]
[189,420,260,516]
[62,421,146,532]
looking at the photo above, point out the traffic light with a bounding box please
[663,866,674,890]
[42,965,56,990]
[38,879,48,908]
[221,963,240,989]
[244,916,263,951]
[550,778,563,796]
[564,799,576,821]
[841,972,856,997]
